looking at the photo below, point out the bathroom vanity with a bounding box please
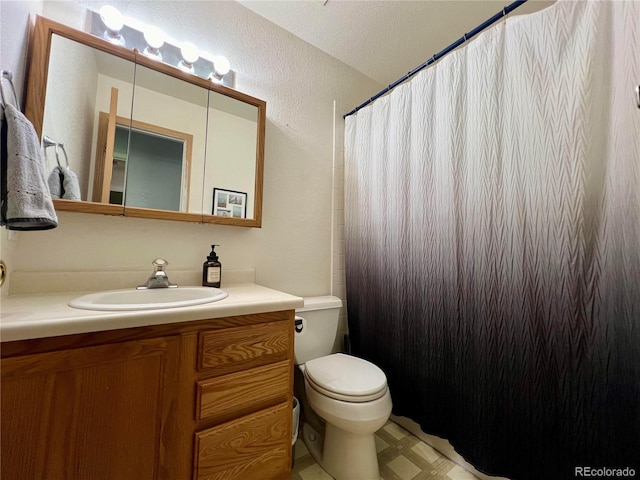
[0,284,303,480]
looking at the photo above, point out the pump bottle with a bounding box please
[202,244,222,288]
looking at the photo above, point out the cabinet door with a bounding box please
[1,336,180,480]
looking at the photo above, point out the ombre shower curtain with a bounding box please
[344,2,639,479]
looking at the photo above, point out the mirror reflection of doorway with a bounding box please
[94,111,193,212]
[111,127,186,211]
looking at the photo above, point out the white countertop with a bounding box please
[0,283,304,342]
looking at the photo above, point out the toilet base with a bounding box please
[302,422,324,467]
[302,422,380,480]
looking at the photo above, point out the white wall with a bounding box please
[1,0,381,318]
[0,0,44,295]
[43,34,98,199]
[0,1,42,105]
[206,108,257,219]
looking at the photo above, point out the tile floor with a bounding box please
[291,420,481,480]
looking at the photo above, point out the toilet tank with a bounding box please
[294,296,343,365]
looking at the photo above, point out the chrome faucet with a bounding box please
[137,258,178,289]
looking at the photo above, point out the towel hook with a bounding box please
[43,135,57,149]
[51,145,70,169]
[53,145,62,169]
[0,70,21,110]
[43,135,61,168]
[58,143,70,168]
[636,85,640,109]
[43,135,69,168]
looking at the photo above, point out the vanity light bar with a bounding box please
[88,7,235,88]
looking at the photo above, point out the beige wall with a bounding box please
[0,0,381,342]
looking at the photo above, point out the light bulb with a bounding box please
[213,55,230,77]
[99,5,125,46]
[99,6,124,33]
[180,42,199,65]
[143,26,164,50]
[143,25,164,60]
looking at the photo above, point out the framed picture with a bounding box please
[213,188,247,218]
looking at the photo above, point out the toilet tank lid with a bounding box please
[296,295,342,312]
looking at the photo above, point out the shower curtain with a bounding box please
[344,2,639,479]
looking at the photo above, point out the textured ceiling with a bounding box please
[237,0,555,87]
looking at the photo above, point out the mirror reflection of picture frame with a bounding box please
[213,188,247,218]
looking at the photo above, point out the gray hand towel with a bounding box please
[47,165,80,200]
[1,104,58,230]
[61,167,81,200]
[48,166,63,199]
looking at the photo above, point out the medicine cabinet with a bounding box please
[25,15,266,227]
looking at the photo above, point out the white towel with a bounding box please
[1,104,58,230]
[48,165,81,200]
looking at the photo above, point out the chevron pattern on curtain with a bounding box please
[344,2,639,479]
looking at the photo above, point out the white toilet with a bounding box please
[294,296,392,480]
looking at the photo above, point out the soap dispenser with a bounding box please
[202,245,222,288]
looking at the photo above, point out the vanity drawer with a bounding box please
[198,320,290,375]
[196,361,290,423]
[194,402,290,480]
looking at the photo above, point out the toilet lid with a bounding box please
[304,353,387,401]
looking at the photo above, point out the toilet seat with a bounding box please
[305,373,387,402]
[303,353,388,403]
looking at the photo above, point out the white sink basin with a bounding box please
[69,287,228,311]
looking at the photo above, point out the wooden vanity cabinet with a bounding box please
[0,310,295,480]
[193,319,292,480]
[1,336,181,480]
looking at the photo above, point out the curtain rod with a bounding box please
[343,0,528,118]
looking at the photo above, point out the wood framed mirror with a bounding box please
[25,15,266,227]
